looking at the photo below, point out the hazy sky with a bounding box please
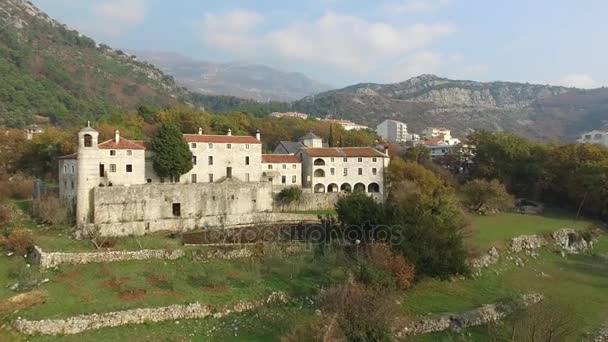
[34,0,608,88]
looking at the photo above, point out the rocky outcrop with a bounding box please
[469,247,500,269]
[395,293,543,337]
[13,291,288,335]
[510,235,548,253]
[552,228,593,254]
[32,247,186,269]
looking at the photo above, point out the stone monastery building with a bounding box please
[59,125,389,236]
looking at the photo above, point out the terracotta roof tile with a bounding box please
[301,147,388,158]
[262,154,301,163]
[98,139,146,150]
[183,134,261,144]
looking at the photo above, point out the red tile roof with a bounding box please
[183,134,261,144]
[58,153,77,160]
[98,139,146,150]
[422,139,444,146]
[301,147,388,158]
[262,154,301,163]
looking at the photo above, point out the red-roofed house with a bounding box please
[261,154,301,187]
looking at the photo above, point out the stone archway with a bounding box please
[314,169,325,177]
[340,183,352,192]
[314,158,325,166]
[328,183,339,193]
[314,183,326,193]
[368,183,380,193]
[354,183,366,192]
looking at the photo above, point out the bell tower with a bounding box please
[76,123,100,228]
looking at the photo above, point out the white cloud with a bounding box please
[556,73,598,88]
[200,9,264,50]
[382,0,454,14]
[73,0,146,37]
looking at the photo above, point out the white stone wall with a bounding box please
[179,141,263,184]
[276,191,383,212]
[261,162,301,188]
[96,148,146,186]
[302,154,388,194]
[58,159,78,203]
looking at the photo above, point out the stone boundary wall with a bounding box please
[32,246,186,270]
[13,291,288,335]
[470,228,595,271]
[395,293,543,337]
[275,191,383,212]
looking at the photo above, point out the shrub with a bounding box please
[277,186,303,204]
[3,228,34,255]
[32,195,70,226]
[364,243,416,290]
[0,202,13,228]
[8,180,34,200]
[460,179,514,214]
[320,282,399,342]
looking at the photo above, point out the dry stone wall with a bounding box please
[13,291,288,335]
[33,246,186,269]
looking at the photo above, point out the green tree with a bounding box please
[460,179,514,214]
[277,186,303,204]
[401,144,431,164]
[151,124,193,182]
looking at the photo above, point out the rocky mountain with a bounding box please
[293,74,608,141]
[0,0,184,127]
[133,51,332,102]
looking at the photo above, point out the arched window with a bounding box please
[314,169,325,177]
[354,183,366,192]
[314,158,325,166]
[314,183,326,193]
[340,183,352,192]
[368,183,380,193]
[327,183,339,192]
[84,134,92,147]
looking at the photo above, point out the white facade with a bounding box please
[261,154,301,188]
[578,130,608,147]
[269,112,309,120]
[323,119,369,131]
[376,119,409,143]
[300,147,389,194]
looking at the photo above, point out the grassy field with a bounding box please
[470,211,595,251]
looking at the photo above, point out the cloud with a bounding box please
[382,0,454,14]
[72,0,146,37]
[200,9,264,50]
[556,73,598,88]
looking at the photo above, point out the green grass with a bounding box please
[471,211,595,251]
[406,234,608,341]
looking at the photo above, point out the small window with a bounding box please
[110,150,116,156]
[343,168,348,176]
[172,203,181,217]
[292,175,297,183]
[245,173,250,182]
[373,158,377,162]
[245,144,250,150]
[191,174,197,183]
[208,143,214,149]
[372,168,377,176]
[192,156,197,165]
[268,164,273,169]
[282,164,287,169]
[110,164,116,173]
[71,165,75,173]
[126,164,132,173]
[208,156,213,165]
[358,168,363,175]
[191,143,197,149]
[70,181,74,189]
[343,157,347,162]
[84,134,92,147]
[330,168,335,176]
[226,167,232,178]
[358,158,362,162]
[330,158,335,162]
[63,165,67,173]
[245,156,250,165]
[127,150,132,156]
[292,164,297,169]
[147,179,152,183]
[227,143,232,150]
[282,175,287,184]
[208,174,214,183]
[585,135,592,140]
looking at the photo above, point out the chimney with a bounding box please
[114,130,120,143]
[198,127,203,135]
[255,129,261,141]
[227,129,232,136]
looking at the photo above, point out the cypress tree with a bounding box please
[151,124,193,182]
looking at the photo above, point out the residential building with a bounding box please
[273,132,325,155]
[578,130,608,147]
[376,119,409,143]
[261,154,301,187]
[300,147,389,194]
[24,125,44,140]
[323,119,370,131]
[269,112,309,120]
